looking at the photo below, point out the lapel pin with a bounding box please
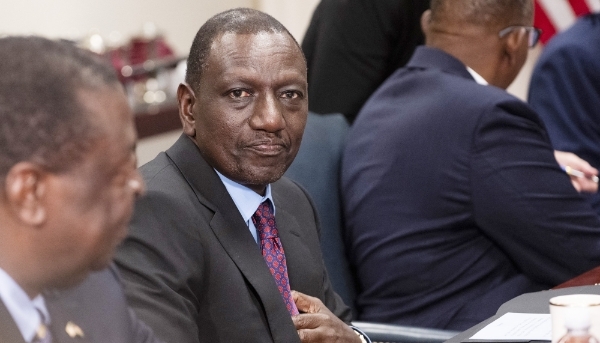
[65,321,85,338]
[36,324,48,339]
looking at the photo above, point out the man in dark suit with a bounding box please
[342,0,600,331]
[529,13,600,215]
[115,8,367,343]
[302,0,430,123]
[0,37,158,342]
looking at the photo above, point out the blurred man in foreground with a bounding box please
[0,36,159,343]
[343,0,600,330]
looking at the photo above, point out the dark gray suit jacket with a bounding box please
[0,266,160,343]
[115,135,351,343]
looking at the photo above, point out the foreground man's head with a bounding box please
[0,36,144,297]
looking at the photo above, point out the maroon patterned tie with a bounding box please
[252,200,299,316]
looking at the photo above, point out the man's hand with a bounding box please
[292,291,361,343]
[554,151,599,193]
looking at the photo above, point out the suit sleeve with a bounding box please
[471,99,600,285]
[127,308,167,343]
[104,265,167,343]
[528,42,600,163]
[114,190,204,343]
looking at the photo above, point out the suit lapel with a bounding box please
[45,290,91,343]
[166,135,301,343]
[0,300,27,343]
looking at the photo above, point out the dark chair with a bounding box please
[352,321,458,343]
[285,112,356,307]
[285,113,459,343]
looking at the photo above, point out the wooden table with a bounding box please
[553,265,600,289]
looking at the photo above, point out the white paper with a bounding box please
[470,313,552,341]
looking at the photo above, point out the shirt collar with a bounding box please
[466,66,489,85]
[0,267,49,342]
[215,170,275,224]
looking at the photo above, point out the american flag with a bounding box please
[535,0,600,43]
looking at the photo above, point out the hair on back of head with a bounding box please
[430,0,533,29]
[0,36,121,179]
[185,7,302,92]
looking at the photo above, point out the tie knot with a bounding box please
[252,200,278,239]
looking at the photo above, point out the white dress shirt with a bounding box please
[466,66,489,86]
[215,170,275,243]
[0,267,50,342]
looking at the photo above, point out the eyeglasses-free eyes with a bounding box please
[498,26,543,48]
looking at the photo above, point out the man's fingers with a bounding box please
[292,312,328,330]
[292,290,322,314]
[294,313,341,343]
[297,327,321,343]
[571,179,582,192]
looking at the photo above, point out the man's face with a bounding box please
[43,85,144,288]
[189,32,308,194]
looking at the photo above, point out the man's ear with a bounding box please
[177,83,197,138]
[420,10,433,38]
[4,162,47,226]
[501,28,526,66]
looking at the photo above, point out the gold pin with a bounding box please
[36,324,48,339]
[65,321,85,338]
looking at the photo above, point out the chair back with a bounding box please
[286,112,460,343]
[285,112,356,309]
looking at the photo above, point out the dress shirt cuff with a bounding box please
[350,325,372,343]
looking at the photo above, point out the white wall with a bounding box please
[0,0,322,55]
[0,0,253,55]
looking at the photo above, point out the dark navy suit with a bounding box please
[342,46,600,330]
[529,13,600,215]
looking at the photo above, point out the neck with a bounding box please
[0,259,42,299]
[0,229,44,299]
[248,184,267,196]
[425,24,506,88]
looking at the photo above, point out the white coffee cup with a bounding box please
[549,294,600,342]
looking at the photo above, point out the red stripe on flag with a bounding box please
[568,0,592,16]
[534,0,558,44]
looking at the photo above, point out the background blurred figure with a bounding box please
[342,0,600,331]
[0,36,158,343]
[529,13,600,215]
[302,0,430,124]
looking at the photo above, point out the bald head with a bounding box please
[429,0,533,31]
[185,7,303,92]
[423,0,534,89]
[0,36,120,179]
